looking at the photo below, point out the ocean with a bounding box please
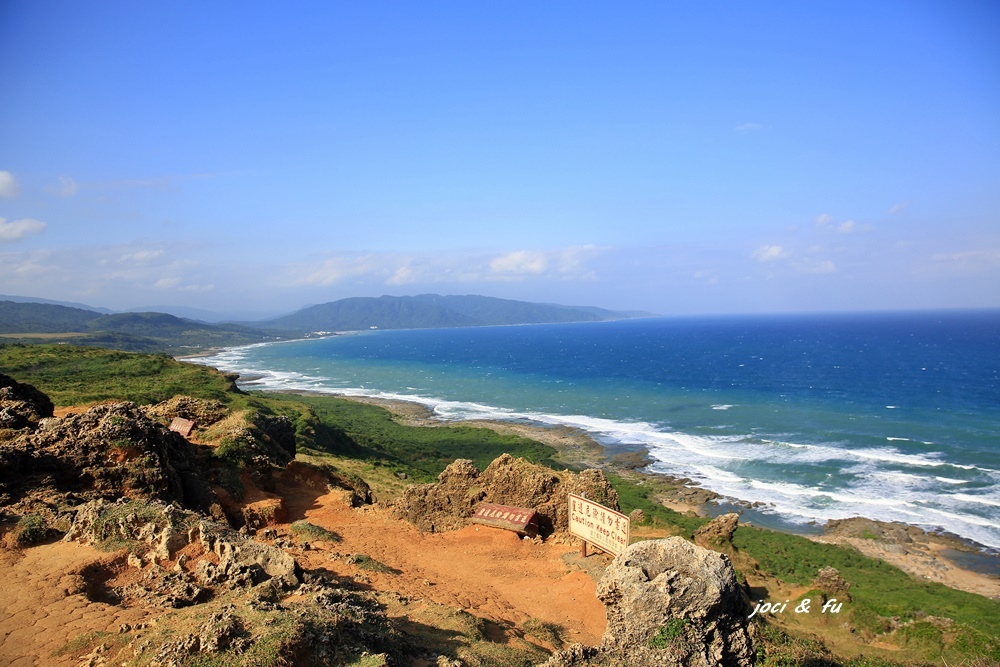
[193,310,1000,550]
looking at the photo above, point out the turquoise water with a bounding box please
[195,311,1000,548]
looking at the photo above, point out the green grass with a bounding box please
[648,618,690,649]
[347,554,396,573]
[604,472,709,538]
[13,513,50,546]
[266,392,562,481]
[0,343,241,406]
[732,525,1000,638]
[290,520,341,542]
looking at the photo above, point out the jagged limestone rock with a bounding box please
[394,453,619,535]
[0,374,53,433]
[693,512,740,551]
[544,537,755,667]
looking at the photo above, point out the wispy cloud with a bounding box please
[930,248,1000,271]
[0,171,20,198]
[556,245,601,278]
[816,213,863,234]
[753,245,788,262]
[55,176,79,197]
[117,248,166,264]
[799,258,837,274]
[286,245,606,289]
[888,202,909,215]
[154,276,214,292]
[489,250,549,277]
[0,217,47,242]
[291,254,383,286]
[734,122,763,133]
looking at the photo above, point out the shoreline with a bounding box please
[291,390,1000,599]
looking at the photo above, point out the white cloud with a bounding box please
[154,277,181,289]
[753,245,788,262]
[888,202,909,215]
[0,171,19,198]
[816,214,865,234]
[734,122,763,133]
[489,250,549,276]
[56,176,79,197]
[292,254,381,286]
[800,259,837,274]
[119,248,166,264]
[931,248,1000,266]
[386,265,416,286]
[153,276,214,292]
[0,217,47,242]
[556,245,601,276]
[815,213,834,228]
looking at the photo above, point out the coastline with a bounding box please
[296,390,1000,599]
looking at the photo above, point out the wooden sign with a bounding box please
[168,417,195,438]
[471,503,540,537]
[568,493,630,556]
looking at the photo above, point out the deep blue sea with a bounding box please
[194,311,1000,549]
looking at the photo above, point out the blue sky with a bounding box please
[1,1,998,318]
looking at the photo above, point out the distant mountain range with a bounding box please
[0,294,654,353]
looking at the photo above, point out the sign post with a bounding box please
[567,493,630,557]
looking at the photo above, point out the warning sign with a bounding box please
[471,503,540,537]
[568,493,630,556]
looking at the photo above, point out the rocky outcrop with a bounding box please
[65,498,300,589]
[394,453,619,535]
[543,537,755,667]
[693,512,739,551]
[824,517,927,545]
[0,401,216,515]
[0,373,54,433]
[142,395,229,429]
[283,460,374,507]
[812,566,852,602]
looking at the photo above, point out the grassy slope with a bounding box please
[3,343,999,665]
[0,344,241,406]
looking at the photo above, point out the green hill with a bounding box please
[256,294,649,333]
[0,301,272,352]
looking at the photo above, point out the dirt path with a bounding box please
[0,542,155,667]
[277,477,609,647]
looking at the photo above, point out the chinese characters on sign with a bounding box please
[471,503,540,537]
[567,493,630,556]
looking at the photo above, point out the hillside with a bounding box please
[255,294,650,333]
[0,301,272,352]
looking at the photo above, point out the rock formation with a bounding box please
[693,512,739,551]
[0,401,217,519]
[0,372,54,432]
[543,537,756,667]
[394,453,619,535]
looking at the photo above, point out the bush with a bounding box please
[14,513,50,546]
[290,520,340,542]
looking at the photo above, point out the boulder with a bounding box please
[545,537,755,666]
[0,374,54,433]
